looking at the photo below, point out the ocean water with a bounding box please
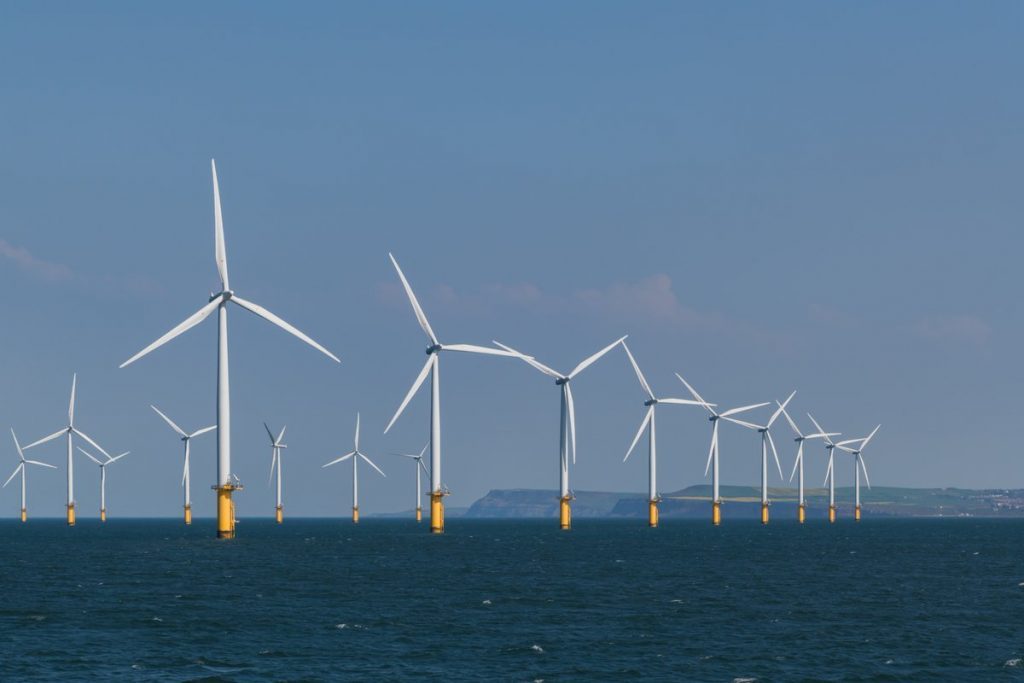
[1,518,1023,681]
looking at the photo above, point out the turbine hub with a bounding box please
[644,399,657,407]
[426,344,442,355]
[709,415,718,422]
[555,377,570,386]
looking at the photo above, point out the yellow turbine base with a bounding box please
[276,505,283,524]
[712,501,721,526]
[797,504,806,524]
[184,505,192,525]
[415,507,422,522]
[829,505,836,524]
[430,492,445,534]
[559,497,572,530]
[217,486,238,539]
[761,503,769,525]
[20,508,26,523]
[100,509,107,523]
[648,500,659,528]
[855,505,862,521]
[67,503,75,527]
[352,506,359,524]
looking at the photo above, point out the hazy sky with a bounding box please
[1,2,1021,518]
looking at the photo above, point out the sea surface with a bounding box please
[1,517,1023,681]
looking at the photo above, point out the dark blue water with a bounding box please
[1,518,1023,681]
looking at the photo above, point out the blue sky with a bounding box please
[0,2,1020,517]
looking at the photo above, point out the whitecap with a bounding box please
[1006,658,1022,667]
[482,599,492,605]
[531,645,545,654]
[151,617,163,622]
[336,623,348,629]
[670,599,683,604]
[733,678,757,682]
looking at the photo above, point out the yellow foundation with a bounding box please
[352,506,359,524]
[415,506,422,522]
[712,500,721,526]
[761,503,769,525]
[559,496,572,530]
[276,505,283,524]
[217,485,239,539]
[100,509,107,523]
[184,505,192,525]
[430,492,444,534]
[20,508,26,523]
[797,504,806,524]
[855,505,862,521]
[67,502,75,527]
[648,500,659,528]
[828,505,836,524]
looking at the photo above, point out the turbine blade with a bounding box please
[359,453,386,477]
[3,464,23,488]
[72,429,111,459]
[767,431,783,480]
[69,373,77,425]
[152,406,188,438]
[10,429,25,461]
[26,460,55,469]
[419,459,430,477]
[779,404,802,438]
[211,159,229,291]
[657,398,709,406]
[789,442,803,482]
[824,455,834,487]
[621,342,654,400]
[23,428,67,451]
[493,341,561,378]
[442,343,517,357]
[323,452,355,468]
[860,455,872,489]
[768,391,796,428]
[190,425,217,438]
[806,413,832,445]
[722,416,760,430]
[384,355,434,434]
[568,335,627,379]
[121,299,221,368]
[705,421,718,478]
[720,402,770,418]
[76,447,103,465]
[354,413,361,451]
[860,424,881,452]
[182,458,188,488]
[388,253,438,345]
[231,296,340,363]
[107,452,130,464]
[418,442,429,459]
[624,406,653,462]
[269,449,277,485]
[565,384,577,465]
[276,425,287,445]
[264,422,276,444]
[674,373,714,414]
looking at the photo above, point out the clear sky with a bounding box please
[0,2,1020,518]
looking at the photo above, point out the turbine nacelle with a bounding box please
[644,398,658,407]
[426,344,442,355]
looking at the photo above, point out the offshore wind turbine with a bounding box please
[392,443,429,521]
[676,373,769,525]
[621,343,708,528]
[495,336,626,530]
[807,413,841,523]
[324,414,385,523]
[836,425,881,521]
[78,449,130,522]
[384,253,517,534]
[264,423,287,523]
[3,430,56,522]
[779,405,838,523]
[723,392,794,525]
[120,160,340,539]
[23,374,110,526]
[151,406,216,525]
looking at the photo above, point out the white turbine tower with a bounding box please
[675,373,769,525]
[807,413,841,523]
[778,404,838,523]
[264,423,287,523]
[836,425,881,521]
[494,336,626,530]
[621,343,708,528]
[4,430,56,522]
[384,253,517,534]
[120,160,340,539]
[23,374,110,526]
[324,414,385,523]
[151,406,216,525]
[78,448,130,522]
[723,392,795,525]
[392,443,429,522]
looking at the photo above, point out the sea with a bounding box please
[1,518,1023,681]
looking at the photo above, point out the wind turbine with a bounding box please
[78,448,130,522]
[675,373,769,525]
[778,404,838,523]
[3,429,56,522]
[384,253,517,534]
[120,160,340,539]
[392,443,429,521]
[264,423,287,523]
[621,343,708,528]
[723,392,795,525]
[807,413,841,523]
[324,414,385,523]
[836,425,881,521]
[23,374,110,526]
[151,406,216,525]
[494,336,626,530]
